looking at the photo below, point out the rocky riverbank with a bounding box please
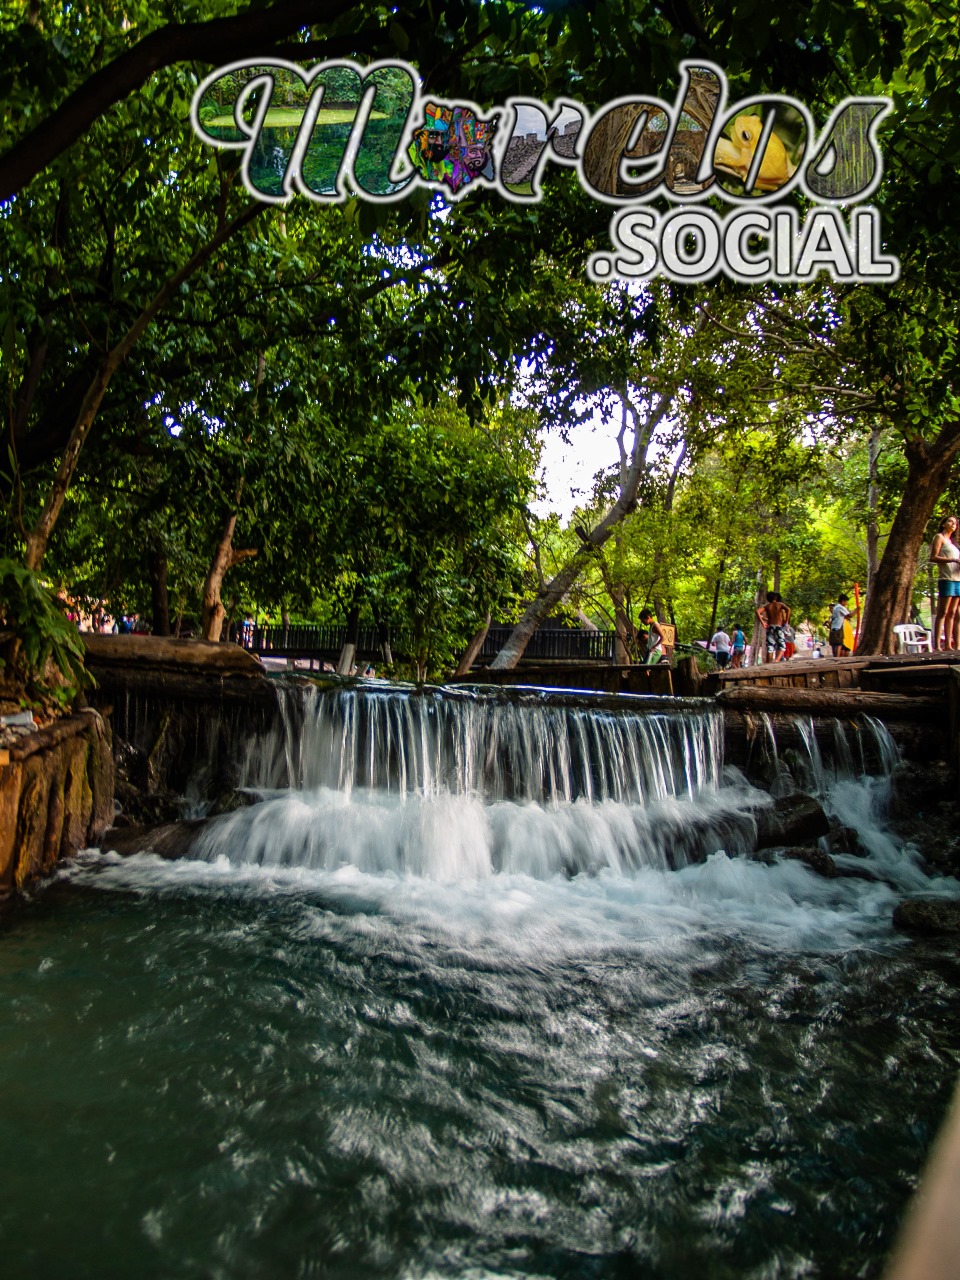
[0,709,113,899]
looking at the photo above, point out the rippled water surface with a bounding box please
[3,687,960,1278]
[2,856,959,1280]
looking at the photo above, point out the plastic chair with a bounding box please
[893,623,933,653]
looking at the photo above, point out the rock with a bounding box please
[782,846,838,878]
[835,864,881,884]
[828,824,870,857]
[207,788,261,817]
[754,792,831,851]
[893,897,960,936]
[888,760,955,820]
[82,632,264,675]
[890,794,960,877]
[100,818,208,859]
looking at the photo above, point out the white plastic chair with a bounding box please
[893,623,933,653]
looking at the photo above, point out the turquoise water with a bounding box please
[2,856,958,1280]
[3,688,959,1278]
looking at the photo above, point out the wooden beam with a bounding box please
[717,686,939,719]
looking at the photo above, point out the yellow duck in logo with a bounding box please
[713,114,796,192]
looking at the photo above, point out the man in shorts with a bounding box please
[756,591,791,663]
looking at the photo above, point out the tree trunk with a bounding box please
[708,558,725,638]
[336,605,361,675]
[749,572,766,665]
[200,514,257,642]
[858,428,960,654]
[489,389,674,670]
[22,203,264,573]
[866,424,881,593]
[149,545,170,636]
[453,613,492,677]
[376,619,393,666]
[489,544,597,669]
[599,558,634,664]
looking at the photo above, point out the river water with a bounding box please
[1,684,959,1279]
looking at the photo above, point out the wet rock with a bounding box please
[100,818,208,859]
[782,846,838,878]
[834,864,882,884]
[113,778,182,827]
[827,824,870,857]
[754,793,830,852]
[893,897,960,936]
[888,760,955,821]
[890,794,960,878]
[208,788,262,817]
[746,848,778,866]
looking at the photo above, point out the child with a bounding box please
[829,593,853,656]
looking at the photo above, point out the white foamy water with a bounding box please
[81,685,960,961]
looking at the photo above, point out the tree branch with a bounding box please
[0,0,359,201]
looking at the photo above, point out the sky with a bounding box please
[533,417,618,521]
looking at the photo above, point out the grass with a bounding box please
[205,107,389,128]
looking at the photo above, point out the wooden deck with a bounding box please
[716,650,960,694]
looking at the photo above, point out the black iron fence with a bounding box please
[232,623,622,665]
[230,624,391,659]
[477,626,618,663]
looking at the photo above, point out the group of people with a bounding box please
[644,514,960,671]
[707,623,746,668]
[708,589,857,668]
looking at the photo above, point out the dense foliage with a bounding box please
[1,0,959,680]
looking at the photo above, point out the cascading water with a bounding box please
[4,679,960,1279]
[196,682,766,878]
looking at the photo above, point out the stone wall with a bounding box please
[0,710,113,898]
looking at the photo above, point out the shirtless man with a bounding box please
[756,591,791,663]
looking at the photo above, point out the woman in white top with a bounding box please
[930,514,960,650]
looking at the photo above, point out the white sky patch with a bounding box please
[533,414,620,522]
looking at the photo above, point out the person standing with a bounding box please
[710,625,732,669]
[730,623,746,668]
[756,591,790,663]
[829,594,854,656]
[638,608,665,664]
[931,514,960,650]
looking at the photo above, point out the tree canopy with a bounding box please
[2,0,960,691]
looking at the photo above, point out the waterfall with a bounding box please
[104,678,914,889]
[193,682,768,878]
[236,682,729,804]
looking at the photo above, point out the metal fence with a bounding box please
[232,623,621,665]
[477,627,618,662]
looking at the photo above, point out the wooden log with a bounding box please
[83,632,264,676]
[722,710,945,767]
[7,709,108,763]
[860,665,952,695]
[673,656,703,697]
[89,665,277,708]
[717,685,939,719]
[718,656,870,683]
